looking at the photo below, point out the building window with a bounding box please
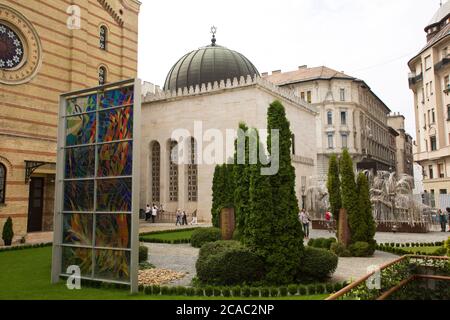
[169,140,179,202]
[327,133,334,149]
[187,137,198,202]
[291,134,296,155]
[340,111,347,125]
[438,163,445,178]
[447,105,450,121]
[151,142,161,203]
[340,88,345,101]
[307,91,312,103]
[430,136,437,151]
[327,111,333,125]
[431,108,436,124]
[99,66,107,85]
[341,134,348,149]
[99,25,107,50]
[300,92,305,101]
[440,189,448,195]
[429,165,434,179]
[0,163,5,204]
[425,55,431,70]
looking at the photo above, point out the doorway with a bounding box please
[27,177,44,233]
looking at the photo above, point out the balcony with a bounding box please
[408,73,423,86]
[435,54,450,71]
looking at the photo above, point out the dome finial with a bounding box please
[210,26,217,46]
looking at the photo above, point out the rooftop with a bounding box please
[263,66,354,86]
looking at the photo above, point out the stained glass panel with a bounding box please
[100,86,134,109]
[95,214,131,248]
[97,142,132,177]
[64,180,94,212]
[65,146,95,178]
[98,107,133,143]
[0,24,24,70]
[94,249,130,282]
[66,94,97,116]
[66,113,96,146]
[96,178,132,212]
[63,213,93,245]
[61,246,92,277]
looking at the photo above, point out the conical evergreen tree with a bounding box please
[264,100,304,284]
[211,163,235,227]
[339,149,359,243]
[356,172,376,247]
[327,154,341,233]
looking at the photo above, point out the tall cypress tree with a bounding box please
[211,163,235,227]
[327,154,341,232]
[264,100,304,284]
[356,172,376,248]
[339,149,359,243]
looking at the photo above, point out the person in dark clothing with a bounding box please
[439,209,447,232]
[182,211,188,225]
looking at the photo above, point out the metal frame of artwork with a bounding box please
[52,79,141,293]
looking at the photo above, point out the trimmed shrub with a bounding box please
[261,287,270,297]
[196,241,264,285]
[191,228,221,248]
[242,286,251,297]
[176,286,186,296]
[161,286,170,295]
[152,285,161,295]
[279,287,288,297]
[186,287,195,296]
[307,284,316,295]
[330,242,347,257]
[144,286,152,295]
[2,217,14,246]
[307,238,316,247]
[204,286,214,297]
[232,286,241,297]
[349,242,371,257]
[297,247,338,282]
[288,284,298,296]
[213,287,222,297]
[169,286,177,295]
[316,283,326,294]
[270,287,279,297]
[326,283,334,293]
[222,288,231,297]
[445,237,450,257]
[333,282,343,292]
[298,285,307,295]
[251,288,260,297]
[195,288,204,296]
[139,245,148,263]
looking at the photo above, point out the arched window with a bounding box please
[169,140,178,202]
[0,163,6,204]
[187,137,198,202]
[99,25,107,50]
[151,142,161,203]
[99,66,107,85]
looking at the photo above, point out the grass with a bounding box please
[0,246,327,300]
[140,230,195,242]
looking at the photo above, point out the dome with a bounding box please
[163,34,259,91]
[427,1,450,28]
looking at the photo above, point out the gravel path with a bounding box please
[143,243,199,287]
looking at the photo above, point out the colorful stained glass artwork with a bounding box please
[65,146,95,178]
[98,107,133,142]
[100,86,134,109]
[96,178,132,212]
[63,213,93,245]
[64,180,94,212]
[94,249,130,282]
[66,94,97,115]
[95,214,131,249]
[66,113,96,146]
[61,246,92,277]
[97,142,132,177]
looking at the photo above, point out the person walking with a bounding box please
[299,209,310,239]
[182,210,188,226]
[447,207,450,232]
[175,209,182,226]
[325,210,333,233]
[438,209,447,232]
[190,210,198,225]
[151,205,158,223]
[145,204,151,222]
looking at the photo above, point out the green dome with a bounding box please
[163,38,259,91]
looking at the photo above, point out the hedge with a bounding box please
[0,242,52,253]
[190,228,221,248]
[376,242,447,257]
[297,247,338,282]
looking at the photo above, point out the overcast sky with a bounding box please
[138,0,441,139]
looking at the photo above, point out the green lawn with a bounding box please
[140,230,195,242]
[0,247,326,300]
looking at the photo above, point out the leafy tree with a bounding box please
[327,154,341,234]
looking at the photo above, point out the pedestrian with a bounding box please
[447,208,450,232]
[438,209,447,232]
[182,210,188,225]
[145,204,151,221]
[190,210,198,225]
[299,209,310,239]
[151,204,158,223]
[175,209,182,226]
[325,210,333,232]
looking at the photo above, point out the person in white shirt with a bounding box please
[151,205,158,223]
[299,209,311,239]
[145,204,151,222]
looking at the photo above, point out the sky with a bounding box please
[138,0,441,139]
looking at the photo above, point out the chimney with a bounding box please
[298,65,307,69]
[272,70,281,75]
